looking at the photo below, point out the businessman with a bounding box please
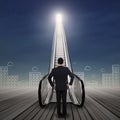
[48,58,74,118]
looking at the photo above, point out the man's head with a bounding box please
[58,58,63,64]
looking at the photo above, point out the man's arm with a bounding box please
[67,68,74,85]
[48,69,54,87]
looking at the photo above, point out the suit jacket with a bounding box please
[48,66,74,91]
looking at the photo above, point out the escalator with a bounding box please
[38,73,85,107]
[38,14,85,107]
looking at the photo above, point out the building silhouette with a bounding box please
[0,65,19,88]
[0,66,8,87]
[29,67,42,87]
[112,64,120,87]
[29,72,42,87]
[102,73,112,87]
[7,75,19,87]
[102,64,120,87]
[0,65,44,88]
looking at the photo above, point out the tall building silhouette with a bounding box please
[29,71,42,87]
[112,64,120,87]
[0,66,8,87]
[102,64,120,87]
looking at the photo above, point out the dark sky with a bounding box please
[0,0,120,76]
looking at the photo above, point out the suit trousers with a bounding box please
[56,90,67,115]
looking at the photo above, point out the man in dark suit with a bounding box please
[48,58,74,118]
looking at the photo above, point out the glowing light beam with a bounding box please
[56,13,62,23]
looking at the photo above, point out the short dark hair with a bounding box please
[58,58,63,64]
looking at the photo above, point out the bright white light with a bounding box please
[56,13,62,23]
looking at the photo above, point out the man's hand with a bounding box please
[69,82,72,86]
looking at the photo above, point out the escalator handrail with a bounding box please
[38,73,49,107]
[73,73,85,107]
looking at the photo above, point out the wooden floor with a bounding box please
[0,87,120,120]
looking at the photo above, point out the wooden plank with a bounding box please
[71,104,80,120]
[0,92,37,120]
[87,92,120,118]
[0,88,120,120]
[32,104,51,120]
[38,104,54,120]
[45,103,56,120]
[66,104,73,120]
[104,89,120,97]
[82,106,94,120]
[87,88,120,109]
[86,95,120,120]
[51,107,65,120]
[77,107,88,120]
[13,102,39,120]
[23,103,41,120]
[0,91,37,112]
[85,97,109,120]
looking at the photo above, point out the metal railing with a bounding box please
[38,73,85,107]
[38,74,52,107]
[69,74,85,107]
